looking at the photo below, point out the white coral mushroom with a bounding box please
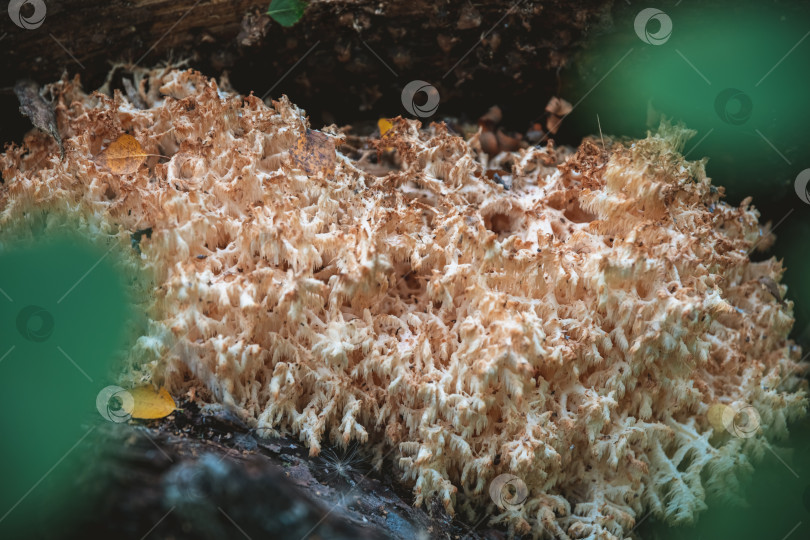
[0,69,806,539]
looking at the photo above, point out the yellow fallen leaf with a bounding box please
[378,118,393,137]
[129,386,176,419]
[289,128,336,177]
[94,134,148,175]
[707,403,730,432]
[377,118,395,152]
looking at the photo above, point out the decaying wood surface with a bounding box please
[1,0,612,142]
[65,400,503,540]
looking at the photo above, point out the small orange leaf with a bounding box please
[289,129,336,177]
[378,118,393,137]
[129,386,176,419]
[377,118,395,152]
[94,134,148,175]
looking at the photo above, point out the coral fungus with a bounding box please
[1,68,806,539]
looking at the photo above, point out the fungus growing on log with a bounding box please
[1,68,806,539]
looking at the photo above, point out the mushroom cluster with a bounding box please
[1,68,806,539]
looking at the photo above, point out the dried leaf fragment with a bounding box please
[14,79,64,158]
[238,9,271,47]
[478,105,502,129]
[545,96,573,134]
[129,386,176,419]
[290,128,336,176]
[94,134,148,175]
[457,4,482,30]
[545,96,573,117]
[495,129,521,152]
[758,277,784,304]
[121,78,146,109]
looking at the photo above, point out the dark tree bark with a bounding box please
[66,400,502,540]
[1,0,613,144]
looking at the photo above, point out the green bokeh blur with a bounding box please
[564,2,810,538]
[637,415,810,539]
[564,1,810,347]
[567,1,809,201]
[0,232,136,537]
